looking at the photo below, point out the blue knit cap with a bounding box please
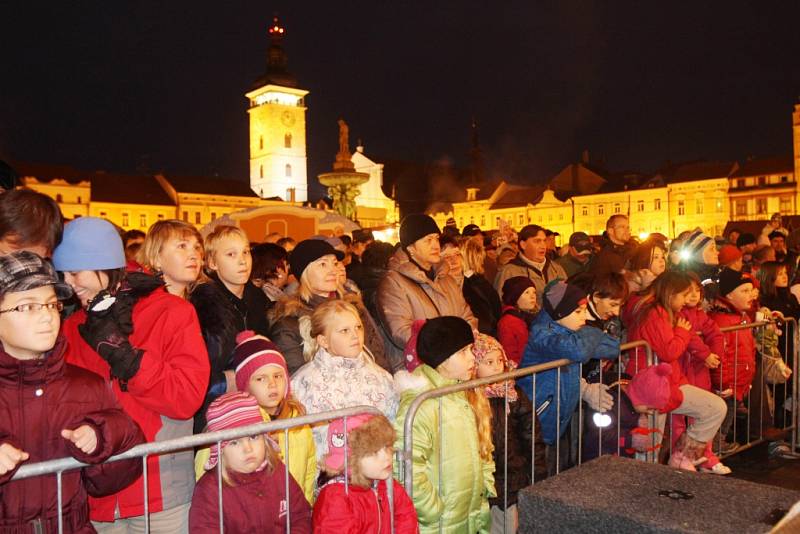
[52,217,126,271]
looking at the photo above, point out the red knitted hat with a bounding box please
[718,244,743,266]
[626,363,672,411]
[204,391,265,470]
[231,330,290,397]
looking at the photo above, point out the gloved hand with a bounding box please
[78,291,143,389]
[580,378,614,411]
[112,272,164,336]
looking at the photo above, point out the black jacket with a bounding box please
[463,273,502,337]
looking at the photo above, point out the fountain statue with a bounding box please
[318,119,369,221]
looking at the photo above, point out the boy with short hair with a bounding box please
[0,188,63,257]
[0,251,144,531]
[518,279,620,473]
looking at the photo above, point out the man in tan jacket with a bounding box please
[377,214,478,368]
[494,224,567,304]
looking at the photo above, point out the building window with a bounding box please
[695,199,703,214]
[77,196,81,204]
[182,211,189,222]
[637,200,644,212]
[548,214,553,222]
[285,164,292,177]
[158,213,165,220]
[780,196,792,214]
[715,199,724,212]
[139,214,147,228]
[758,176,766,186]
[122,213,129,227]
[654,198,661,210]
[598,205,605,215]
[259,165,264,179]
[781,175,789,183]
[259,136,263,150]
[480,215,485,226]
[538,216,543,223]
[756,198,767,214]
[56,194,63,203]
[735,200,747,216]
[581,205,588,216]
[559,213,564,220]
[495,217,500,227]
[211,212,217,221]
[736,179,745,188]
[613,203,621,214]
[677,201,685,216]
[518,214,524,225]
[460,217,464,227]
[194,212,201,224]
[100,211,107,218]
[285,133,292,148]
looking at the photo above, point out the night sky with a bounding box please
[2,2,799,204]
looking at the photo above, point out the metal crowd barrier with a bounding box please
[11,405,384,534]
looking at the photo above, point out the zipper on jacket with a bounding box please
[30,518,43,534]
[373,486,381,534]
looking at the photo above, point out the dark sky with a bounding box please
[2,2,799,202]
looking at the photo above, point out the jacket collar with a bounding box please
[417,363,461,389]
[0,335,67,387]
[314,347,368,370]
[388,248,445,286]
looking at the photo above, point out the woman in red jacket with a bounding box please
[52,217,210,532]
[625,271,727,471]
[709,268,757,448]
[0,251,144,532]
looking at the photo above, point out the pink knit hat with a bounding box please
[626,363,672,411]
[231,330,290,397]
[204,391,266,471]
[324,414,374,471]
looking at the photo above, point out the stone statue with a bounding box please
[337,119,350,158]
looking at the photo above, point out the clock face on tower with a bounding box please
[281,111,295,127]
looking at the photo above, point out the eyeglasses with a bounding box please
[0,302,64,314]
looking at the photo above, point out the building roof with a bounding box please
[490,185,544,209]
[162,174,259,198]
[730,156,793,178]
[13,161,175,206]
[656,160,736,184]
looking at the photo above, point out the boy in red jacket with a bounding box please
[0,251,144,532]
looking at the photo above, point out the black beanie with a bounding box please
[502,276,536,306]
[416,316,475,369]
[718,267,752,297]
[542,280,587,320]
[289,239,345,277]
[400,214,440,247]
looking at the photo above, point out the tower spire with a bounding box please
[256,14,297,88]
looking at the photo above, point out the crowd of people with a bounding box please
[0,186,798,533]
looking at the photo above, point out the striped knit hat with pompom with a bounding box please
[231,331,290,396]
[204,391,266,471]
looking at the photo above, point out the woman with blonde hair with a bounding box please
[270,238,391,373]
[137,219,205,298]
[461,238,502,336]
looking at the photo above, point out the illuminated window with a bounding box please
[56,194,63,203]
[695,199,703,214]
[581,205,588,216]
[637,200,644,212]
[285,164,292,177]
[598,205,605,215]
[195,212,201,224]
[756,198,767,214]
[122,213,129,227]
[677,201,685,215]
[139,214,147,228]
[654,198,661,210]
[259,136,263,150]
[285,133,292,148]
[715,199,723,213]
[613,203,621,214]
[735,200,747,216]
[780,196,792,214]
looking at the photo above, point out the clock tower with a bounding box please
[246,17,308,202]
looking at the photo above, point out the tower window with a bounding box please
[285,133,292,148]
[259,136,263,150]
[260,165,264,179]
[285,164,292,177]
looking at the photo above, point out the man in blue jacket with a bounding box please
[517,279,620,474]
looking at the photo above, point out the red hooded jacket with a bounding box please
[678,307,725,391]
[497,305,531,367]
[0,337,144,533]
[63,288,210,521]
[708,299,756,401]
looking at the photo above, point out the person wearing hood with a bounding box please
[376,214,478,370]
